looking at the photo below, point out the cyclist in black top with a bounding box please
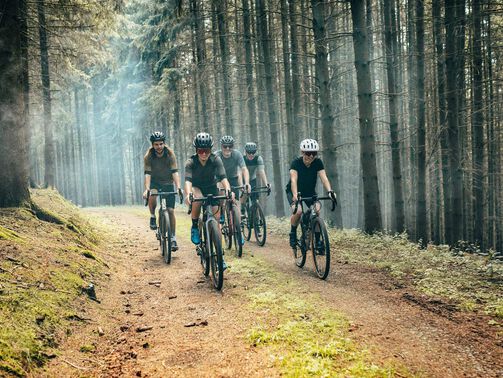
[286,139,336,247]
[184,132,233,248]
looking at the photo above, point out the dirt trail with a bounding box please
[40,207,502,377]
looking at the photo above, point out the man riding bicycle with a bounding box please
[184,133,233,267]
[286,139,336,248]
[143,131,182,251]
[215,136,250,244]
[243,142,269,205]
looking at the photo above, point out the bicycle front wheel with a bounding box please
[232,206,243,257]
[200,221,210,276]
[242,205,252,241]
[311,217,330,279]
[223,206,232,250]
[208,220,224,290]
[254,204,266,246]
[162,211,172,264]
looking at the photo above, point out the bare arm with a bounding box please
[290,169,298,202]
[318,170,332,192]
[143,174,151,198]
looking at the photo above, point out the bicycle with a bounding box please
[145,190,183,265]
[242,185,271,246]
[188,192,229,290]
[291,193,337,279]
[220,186,245,257]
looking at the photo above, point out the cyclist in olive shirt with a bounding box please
[286,139,336,248]
[143,131,182,251]
[184,132,233,247]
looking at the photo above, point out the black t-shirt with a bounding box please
[286,156,324,197]
[184,154,227,190]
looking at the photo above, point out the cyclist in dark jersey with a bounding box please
[286,139,336,247]
[215,136,250,229]
[184,133,232,251]
[143,131,182,250]
[243,142,269,203]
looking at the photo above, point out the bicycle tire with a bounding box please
[208,220,224,290]
[254,204,266,246]
[223,206,232,250]
[242,204,252,241]
[231,205,243,257]
[311,217,330,279]
[158,211,167,259]
[294,229,307,268]
[162,211,172,264]
[200,221,210,276]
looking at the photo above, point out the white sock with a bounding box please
[172,235,176,241]
[150,214,155,219]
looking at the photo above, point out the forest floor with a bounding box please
[34,206,502,378]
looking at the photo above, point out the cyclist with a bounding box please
[184,132,233,267]
[143,131,182,251]
[286,139,336,248]
[215,136,250,246]
[243,142,269,209]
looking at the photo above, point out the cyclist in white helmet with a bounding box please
[285,139,336,248]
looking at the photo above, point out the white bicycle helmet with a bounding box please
[300,139,319,152]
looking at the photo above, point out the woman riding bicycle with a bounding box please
[286,139,336,248]
[184,133,233,268]
[243,142,269,209]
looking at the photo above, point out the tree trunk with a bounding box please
[350,0,382,233]
[37,0,55,188]
[310,0,342,227]
[255,0,285,216]
[445,0,463,244]
[242,0,258,142]
[0,0,31,207]
[383,0,405,233]
[471,0,484,249]
[288,0,301,155]
[415,0,427,245]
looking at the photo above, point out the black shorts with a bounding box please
[286,190,315,208]
[195,185,220,206]
[151,182,175,208]
[228,176,241,199]
[249,178,258,202]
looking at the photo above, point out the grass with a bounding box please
[0,189,109,377]
[228,256,408,377]
[267,217,503,320]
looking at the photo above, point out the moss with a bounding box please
[229,255,407,377]
[79,344,95,353]
[0,225,22,241]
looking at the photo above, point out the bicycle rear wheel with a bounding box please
[311,217,330,279]
[253,204,266,246]
[162,211,172,264]
[231,206,243,257]
[242,204,252,241]
[208,220,224,290]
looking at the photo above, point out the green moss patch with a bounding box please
[0,189,109,376]
[228,257,406,377]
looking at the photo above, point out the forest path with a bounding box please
[39,207,502,377]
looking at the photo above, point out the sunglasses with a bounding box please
[304,151,317,157]
[197,148,211,155]
[222,145,233,150]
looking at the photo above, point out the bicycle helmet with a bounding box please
[150,131,166,143]
[245,142,257,154]
[220,135,235,146]
[193,132,214,148]
[300,138,319,152]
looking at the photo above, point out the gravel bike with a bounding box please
[292,193,337,279]
[188,192,229,290]
[221,186,245,257]
[145,190,183,265]
[242,185,271,246]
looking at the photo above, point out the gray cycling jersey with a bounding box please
[215,149,245,179]
[243,154,264,181]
